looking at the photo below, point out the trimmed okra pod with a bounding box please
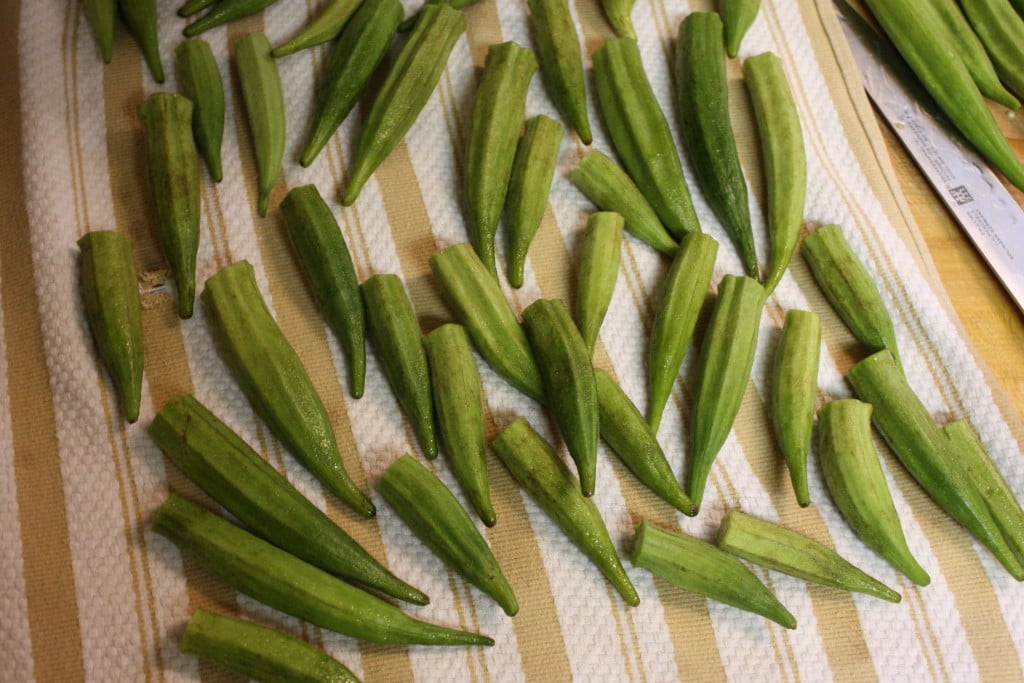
[78,231,144,424]
[85,0,116,63]
[491,418,640,605]
[600,0,637,39]
[527,0,592,144]
[175,38,225,182]
[138,92,201,319]
[958,0,1024,102]
[118,0,164,82]
[720,0,760,58]
[235,33,285,217]
[631,519,795,628]
[184,0,280,37]
[179,0,216,17]
[377,455,517,615]
[576,212,624,356]
[202,261,375,518]
[272,0,362,58]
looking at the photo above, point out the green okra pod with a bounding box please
[429,244,544,401]
[202,261,375,518]
[720,0,760,58]
[298,0,402,168]
[118,0,164,82]
[175,38,225,183]
[600,0,637,39]
[184,0,279,37]
[491,418,639,605]
[676,13,756,277]
[506,115,563,288]
[717,509,901,603]
[847,350,1024,579]
[423,323,494,526]
[688,275,764,510]
[78,231,144,424]
[361,274,436,460]
[817,398,930,585]
[631,519,795,628]
[570,149,679,256]
[342,4,465,205]
[576,212,624,356]
[377,455,517,615]
[138,92,201,319]
[745,52,806,295]
[465,41,538,276]
[527,0,592,144]
[522,298,599,497]
[279,185,366,399]
[181,609,362,683]
[958,0,1024,101]
[84,0,116,63]
[769,309,820,508]
[593,38,700,239]
[153,494,493,646]
[399,0,483,32]
[272,0,363,58]
[646,232,718,432]
[236,33,285,217]
[149,395,427,604]
[595,370,696,516]
[179,0,216,17]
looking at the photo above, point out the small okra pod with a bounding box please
[593,38,700,239]
[78,231,144,424]
[175,38,226,183]
[717,510,901,602]
[848,350,1024,579]
[181,610,362,683]
[342,4,466,205]
[429,244,544,401]
[202,261,375,518]
[522,298,599,497]
[118,0,164,83]
[800,224,901,367]
[600,0,637,39]
[361,274,437,460]
[184,0,280,37]
[646,232,718,432]
[576,212,624,356]
[235,33,285,217]
[271,0,362,58]
[570,149,679,256]
[178,0,217,18]
[958,0,1024,102]
[299,0,403,168]
[630,519,795,628]
[465,42,538,276]
[527,0,592,144]
[595,371,697,516]
[423,324,494,526]
[399,0,484,33]
[720,0,760,58]
[676,13,756,277]
[688,275,764,510]
[817,399,930,586]
[84,0,116,63]
[491,418,640,606]
[377,455,517,615]
[138,92,201,319]
[506,115,563,288]
[769,309,820,508]
[745,52,807,295]
[279,185,366,399]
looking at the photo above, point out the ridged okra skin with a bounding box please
[576,212,624,356]
[464,42,538,276]
[179,0,217,17]
[85,0,116,63]
[527,0,592,144]
[181,610,362,683]
[377,455,518,615]
[817,399,931,586]
[175,39,225,182]
[235,33,285,217]
[138,92,201,319]
[78,231,144,424]
[153,494,494,646]
[118,0,164,82]
[272,0,363,58]
[400,0,484,32]
[342,4,466,205]
[593,38,700,239]
[184,0,279,37]
[958,0,1024,102]
[720,0,760,58]
[201,261,375,518]
[600,0,637,39]
[491,418,640,606]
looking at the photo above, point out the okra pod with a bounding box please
[236,33,285,217]
[179,0,216,17]
[118,0,164,83]
[595,371,696,516]
[631,519,795,628]
[271,0,363,58]
[717,510,901,602]
[138,92,201,319]
[465,42,538,276]
[817,399,930,585]
[958,0,1024,102]
[154,494,493,646]
[506,115,563,288]
[576,212,624,356]
[600,0,637,39]
[377,455,517,615]
[78,231,144,424]
[399,0,483,32]
[202,261,375,518]
[491,418,640,605]
[84,0,116,63]
[175,38,225,182]
[593,38,700,238]
[279,185,366,399]
[570,149,679,256]
[720,0,760,58]
[527,0,592,144]
[676,13,756,277]
[342,4,465,205]
[184,0,279,37]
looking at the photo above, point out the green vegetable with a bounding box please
[272,0,363,58]
[84,0,116,63]
[720,0,760,58]
[527,0,592,144]
[118,0,164,82]
[179,0,217,18]
[599,0,637,39]
[236,33,285,217]
[958,0,1024,102]
[175,38,225,182]
[399,0,483,32]
[184,0,280,37]
[576,212,624,356]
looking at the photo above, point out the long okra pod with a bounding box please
[179,0,216,17]
[527,0,591,144]
[399,0,483,32]
[720,0,760,58]
[184,0,280,37]
[958,0,1024,101]
[576,212,624,356]
[202,261,375,518]
[600,0,637,39]
[236,33,285,217]
[175,39,226,182]
[271,0,363,58]
[118,0,164,82]
[85,0,116,63]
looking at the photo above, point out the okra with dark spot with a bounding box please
[576,212,623,356]
[175,38,225,182]
[236,33,285,217]
[527,0,592,144]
